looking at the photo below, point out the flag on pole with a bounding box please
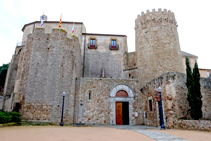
[59,14,62,29]
[40,13,44,27]
[72,22,75,36]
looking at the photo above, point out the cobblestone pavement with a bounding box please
[94,125,188,141]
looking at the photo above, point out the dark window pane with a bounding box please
[89,93,91,99]
[149,100,152,111]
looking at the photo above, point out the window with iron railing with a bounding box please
[109,44,119,50]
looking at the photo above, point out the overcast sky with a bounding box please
[0,0,210,69]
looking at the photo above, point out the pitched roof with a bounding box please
[181,51,198,58]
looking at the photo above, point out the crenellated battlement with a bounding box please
[135,8,177,29]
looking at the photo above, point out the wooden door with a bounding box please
[116,102,122,125]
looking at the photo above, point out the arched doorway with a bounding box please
[109,85,135,125]
[116,90,129,125]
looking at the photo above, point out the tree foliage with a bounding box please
[0,63,9,89]
[185,57,202,120]
[185,57,195,118]
[192,61,203,119]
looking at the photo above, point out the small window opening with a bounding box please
[129,74,131,77]
[89,92,91,100]
[149,100,152,111]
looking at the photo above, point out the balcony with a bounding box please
[87,43,98,49]
[109,44,119,50]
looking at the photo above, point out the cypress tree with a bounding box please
[192,61,202,119]
[185,57,196,119]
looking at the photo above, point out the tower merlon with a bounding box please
[136,8,177,28]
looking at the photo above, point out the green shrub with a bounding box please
[0,111,21,124]
[0,111,12,123]
[10,112,21,122]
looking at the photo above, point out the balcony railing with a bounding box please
[87,43,98,49]
[109,44,119,50]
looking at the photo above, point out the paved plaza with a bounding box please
[0,125,211,141]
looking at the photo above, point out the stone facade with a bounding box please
[123,52,138,79]
[74,78,140,125]
[2,9,211,127]
[140,72,211,128]
[82,34,127,78]
[174,120,211,131]
[4,28,82,124]
[135,9,184,87]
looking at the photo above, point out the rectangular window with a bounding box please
[90,39,95,47]
[111,40,116,47]
[149,100,152,111]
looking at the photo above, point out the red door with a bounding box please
[116,102,122,125]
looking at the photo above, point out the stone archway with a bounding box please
[109,85,135,125]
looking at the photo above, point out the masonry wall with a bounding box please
[199,69,211,78]
[74,78,142,125]
[83,35,127,78]
[174,120,211,131]
[140,72,211,128]
[135,9,184,87]
[16,28,82,124]
[22,22,86,53]
[182,56,197,74]
[124,52,137,70]
[123,52,138,79]
[3,46,23,96]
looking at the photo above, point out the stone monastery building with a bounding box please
[3,9,211,128]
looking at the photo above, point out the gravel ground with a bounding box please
[0,126,155,141]
[151,129,211,141]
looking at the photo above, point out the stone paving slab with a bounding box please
[93,125,188,141]
[135,130,189,141]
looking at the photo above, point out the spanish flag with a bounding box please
[72,23,75,36]
[59,14,62,29]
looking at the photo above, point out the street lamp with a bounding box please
[79,99,83,124]
[158,86,165,129]
[60,91,66,126]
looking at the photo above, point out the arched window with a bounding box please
[116,90,128,97]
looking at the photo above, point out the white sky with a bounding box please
[0,0,210,69]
